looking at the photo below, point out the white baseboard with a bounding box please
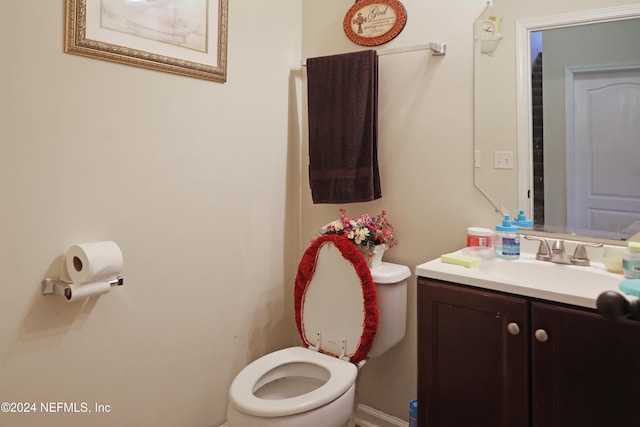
[354,404,409,427]
[219,404,408,427]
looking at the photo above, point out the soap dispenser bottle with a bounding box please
[495,214,520,260]
[514,209,533,229]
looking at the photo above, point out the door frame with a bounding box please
[565,62,640,234]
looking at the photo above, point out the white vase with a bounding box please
[359,244,387,269]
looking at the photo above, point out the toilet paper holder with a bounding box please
[41,276,124,299]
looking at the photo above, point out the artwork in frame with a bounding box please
[65,0,228,83]
[343,0,407,46]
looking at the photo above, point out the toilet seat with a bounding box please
[294,234,378,364]
[228,346,357,417]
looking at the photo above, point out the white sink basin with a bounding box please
[416,245,627,309]
[476,256,621,294]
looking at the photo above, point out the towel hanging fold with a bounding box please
[306,49,381,204]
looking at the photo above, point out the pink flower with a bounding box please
[319,209,398,249]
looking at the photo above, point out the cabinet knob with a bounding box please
[507,322,520,335]
[534,329,549,342]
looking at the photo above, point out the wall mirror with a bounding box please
[474,1,640,243]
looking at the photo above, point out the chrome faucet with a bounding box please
[524,236,603,266]
[551,240,573,264]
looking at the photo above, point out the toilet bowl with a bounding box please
[227,347,357,427]
[227,234,411,427]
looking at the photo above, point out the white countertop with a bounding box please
[415,240,628,309]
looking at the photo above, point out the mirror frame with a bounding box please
[515,4,640,244]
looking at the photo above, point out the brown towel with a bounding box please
[306,50,381,204]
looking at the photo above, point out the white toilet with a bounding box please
[227,234,411,427]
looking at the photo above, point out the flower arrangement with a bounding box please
[320,209,398,250]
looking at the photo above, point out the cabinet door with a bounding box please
[531,302,640,427]
[418,279,529,427]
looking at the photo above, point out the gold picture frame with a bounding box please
[65,0,228,83]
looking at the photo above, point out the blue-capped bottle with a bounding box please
[495,214,520,260]
[514,209,533,229]
[409,399,418,427]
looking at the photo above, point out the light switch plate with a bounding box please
[494,151,513,169]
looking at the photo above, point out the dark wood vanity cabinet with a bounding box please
[417,278,529,427]
[531,301,640,426]
[417,277,640,427]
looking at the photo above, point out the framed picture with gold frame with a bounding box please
[64,0,228,83]
[343,0,407,46]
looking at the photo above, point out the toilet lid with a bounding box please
[294,234,378,364]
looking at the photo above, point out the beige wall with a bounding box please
[0,1,300,426]
[301,0,498,420]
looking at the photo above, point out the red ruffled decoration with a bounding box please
[294,234,378,364]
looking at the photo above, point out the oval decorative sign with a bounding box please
[343,0,407,46]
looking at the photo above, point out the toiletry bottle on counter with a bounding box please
[514,209,533,229]
[623,242,640,279]
[467,227,494,248]
[495,214,520,260]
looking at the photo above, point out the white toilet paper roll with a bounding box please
[65,241,123,284]
[64,282,111,301]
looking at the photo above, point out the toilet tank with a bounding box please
[368,262,411,358]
